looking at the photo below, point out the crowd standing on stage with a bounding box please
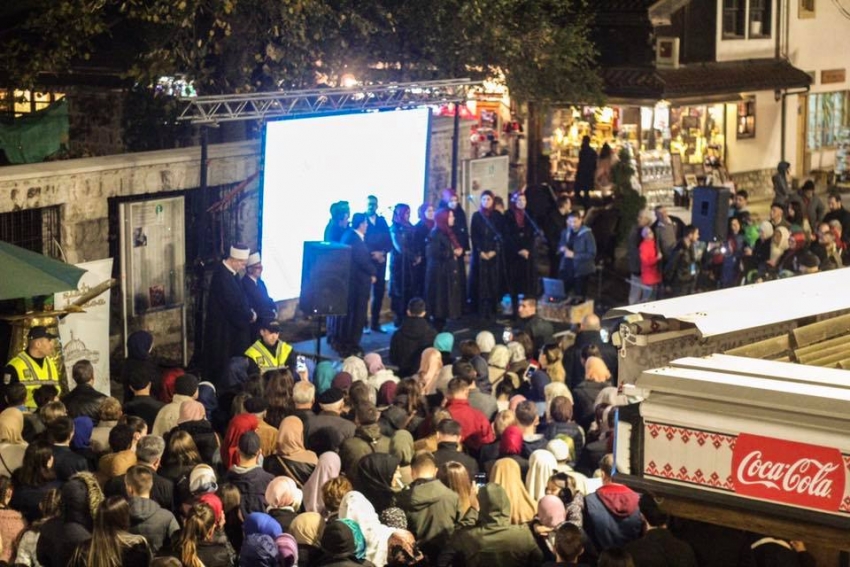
[0,172,834,567]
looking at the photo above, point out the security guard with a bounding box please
[3,326,60,408]
[244,319,292,373]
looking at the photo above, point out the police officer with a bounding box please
[244,319,292,373]
[3,326,60,408]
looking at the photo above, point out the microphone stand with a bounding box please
[521,209,545,240]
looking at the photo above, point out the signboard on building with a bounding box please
[821,69,846,85]
[462,155,510,217]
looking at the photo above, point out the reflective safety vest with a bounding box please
[6,351,59,408]
[244,340,292,372]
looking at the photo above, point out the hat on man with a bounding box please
[244,397,269,414]
[28,326,57,341]
[778,161,790,171]
[229,244,250,261]
[260,319,281,333]
[238,430,261,457]
[247,252,261,267]
[318,386,344,405]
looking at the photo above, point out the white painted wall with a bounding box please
[715,0,778,61]
[724,90,784,173]
[782,0,850,173]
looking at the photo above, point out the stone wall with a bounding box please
[427,116,475,202]
[728,168,774,201]
[65,87,127,157]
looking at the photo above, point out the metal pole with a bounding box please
[451,104,461,190]
[194,126,209,363]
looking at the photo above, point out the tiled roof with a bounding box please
[601,58,812,101]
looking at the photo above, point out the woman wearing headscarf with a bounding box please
[197,381,218,421]
[490,457,537,524]
[364,352,398,394]
[433,332,454,365]
[425,208,464,331]
[414,348,443,396]
[289,511,326,567]
[0,408,28,476]
[353,453,400,515]
[530,494,568,562]
[265,476,303,533]
[504,192,538,315]
[175,399,220,467]
[573,357,613,431]
[276,533,299,567]
[339,491,397,567]
[411,203,435,298]
[487,345,511,390]
[70,416,98,471]
[484,424,528,481]
[303,452,341,516]
[526,449,559,502]
[314,361,339,397]
[444,483,543,567]
[341,357,368,384]
[386,529,428,567]
[390,203,418,327]
[264,416,317,486]
[121,330,158,401]
[316,519,369,567]
[241,512,282,567]
[221,413,259,471]
[506,341,529,378]
[470,190,505,320]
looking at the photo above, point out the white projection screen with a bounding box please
[260,107,432,300]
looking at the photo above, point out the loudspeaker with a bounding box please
[691,186,731,242]
[299,242,351,315]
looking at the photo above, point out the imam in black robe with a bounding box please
[203,261,254,387]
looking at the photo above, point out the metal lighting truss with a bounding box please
[178,78,478,124]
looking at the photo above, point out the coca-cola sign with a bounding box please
[731,433,845,512]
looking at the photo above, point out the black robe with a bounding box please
[203,261,253,387]
[329,228,375,352]
[504,210,539,302]
[241,276,277,337]
[389,221,418,321]
[438,202,470,309]
[469,210,504,312]
[425,229,463,320]
[411,220,433,298]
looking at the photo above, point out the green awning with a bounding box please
[0,240,87,300]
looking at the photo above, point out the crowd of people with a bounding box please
[625,183,850,303]
[0,307,818,567]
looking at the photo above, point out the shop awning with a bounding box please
[601,58,812,103]
[649,0,692,25]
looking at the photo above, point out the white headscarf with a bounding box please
[342,356,368,383]
[339,490,395,567]
[526,449,558,502]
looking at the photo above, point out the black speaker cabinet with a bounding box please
[300,242,351,315]
[691,186,731,242]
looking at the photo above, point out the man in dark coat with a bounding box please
[364,195,393,332]
[824,193,850,242]
[563,314,618,389]
[575,136,597,207]
[61,359,106,421]
[389,297,437,377]
[625,493,697,567]
[330,213,376,356]
[203,245,256,388]
[241,252,277,338]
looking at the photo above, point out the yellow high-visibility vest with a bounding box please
[244,340,292,372]
[6,351,59,408]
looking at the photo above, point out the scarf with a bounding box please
[511,204,526,228]
[342,357,368,383]
[491,457,537,524]
[0,408,24,444]
[338,519,367,561]
[434,208,461,250]
[417,203,435,230]
[417,348,443,395]
[314,361,338,395]
[126,330,153,360]
[364,352,385,375]
[72,416,94,449]
[265,476,303,510]
[276,416,318,464]
[177,400,207,424]
[288,512,325,546]
[222,413,259,469]
[339,492,395,567]
[303,452,341,515]
[244,512,283,538]
[537,495,567,528]
[526,449,558,502]
[353,453,400,515]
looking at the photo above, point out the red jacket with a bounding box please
[639,239,662,286]
[445,398,495,452]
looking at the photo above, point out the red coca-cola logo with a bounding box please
[731,433,845,512]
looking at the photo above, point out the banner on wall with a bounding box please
[54,258,114,396]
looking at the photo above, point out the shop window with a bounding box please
[807,91,849,150]
[723,0,746,38]
[0,89,65,118]
[737,96,756,139]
